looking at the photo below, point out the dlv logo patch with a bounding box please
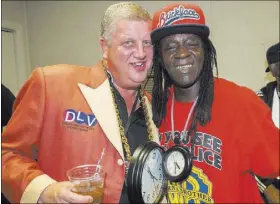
[64,109,98,127]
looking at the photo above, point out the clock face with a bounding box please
[166,151,185,177]
[141,148,165,203]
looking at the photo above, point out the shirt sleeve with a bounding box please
[1,68,57,203]
[237,90,279,178]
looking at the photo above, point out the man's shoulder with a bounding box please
[259,81,277,92]
[33,62,104,84]
[42,64,90,72]
[39,64,93,78]
[214,78,271,120]
[255,81,277,99]
[265,81,277,91]
[214,78,255,97]
[214,77,266,106]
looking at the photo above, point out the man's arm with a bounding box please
[239,91,279,178]
[1,68,57,203]
[250,110,279,178]
[240,91,279,203]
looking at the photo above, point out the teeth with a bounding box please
[133,63,144,66]
[176,64,192,69]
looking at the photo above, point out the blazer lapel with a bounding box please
[78,75,160,160]
[78,80,124,160]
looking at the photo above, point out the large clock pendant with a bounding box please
[162,145,193,182]
[126,141,167,203]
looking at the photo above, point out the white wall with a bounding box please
[210,1,279,90]
[1,1,31,76]
[24,1,211,68]
[5,1,280,91]
[25,1,114,68]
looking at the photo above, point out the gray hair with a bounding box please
[100,2,151,43]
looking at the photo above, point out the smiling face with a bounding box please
[101,19,153,90]
[160,34,204,88]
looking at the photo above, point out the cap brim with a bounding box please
[265,67,269,72]
[151,24,210,44]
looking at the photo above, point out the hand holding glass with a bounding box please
[67,164,105,204]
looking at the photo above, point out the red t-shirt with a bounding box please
[159,78,279,203]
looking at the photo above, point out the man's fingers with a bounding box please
[61,190,93,203]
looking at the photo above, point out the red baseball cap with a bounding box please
[151,3,210,44]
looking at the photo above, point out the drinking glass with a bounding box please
[67,164,105,204]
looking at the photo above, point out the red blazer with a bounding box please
[1,61,160,203]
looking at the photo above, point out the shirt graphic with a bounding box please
[167,166,214,203]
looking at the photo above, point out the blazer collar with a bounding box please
[78,66,159,160]
[78,79,124,159]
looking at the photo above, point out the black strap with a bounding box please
[124,90,140,136]
[106,69,141,136]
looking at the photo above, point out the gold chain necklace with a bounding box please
[105,69,154,162]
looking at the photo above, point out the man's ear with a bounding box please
[100,37,108,59]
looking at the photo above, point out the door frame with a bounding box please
[1,20,30,93]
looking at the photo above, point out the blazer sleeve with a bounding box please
[1,68,57,204]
